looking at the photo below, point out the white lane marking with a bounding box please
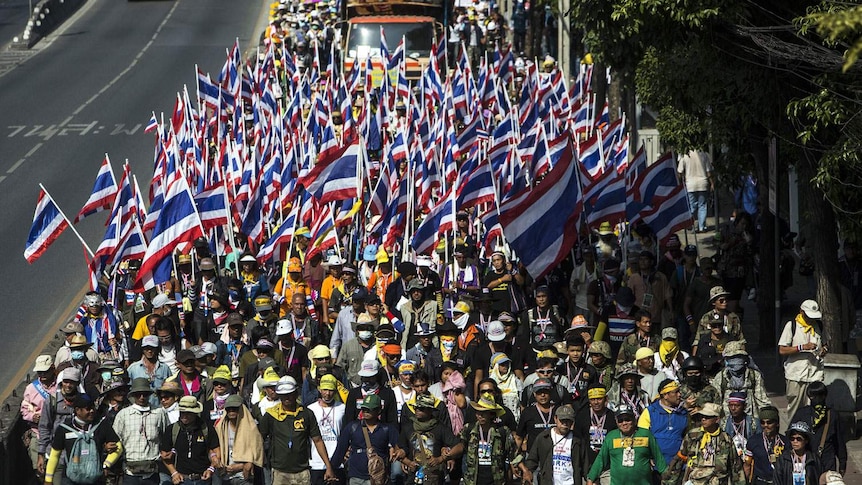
[7,158,26,174]
[71,0,182,116]
[25,142,42,157]
[0,175,7,184]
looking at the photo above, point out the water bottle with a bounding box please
[415,465,425,485]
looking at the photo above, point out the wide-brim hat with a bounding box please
[129,377,153,394]
[693,402,722,419]
[470,396,506,417]
[177,396,204,414]
[615,364,642,381]
[69,334,92,349]
[158,381,184,396]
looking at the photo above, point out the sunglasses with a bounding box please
[760,420,777,425]
[537,369,554,375]
[790,436,806,442]
[616,417,634,423]
[716,298,727,303]
[386,354,401,359]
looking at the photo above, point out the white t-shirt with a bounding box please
[307,401,346,470]
[551,428,575,485]
[677,150,713,192]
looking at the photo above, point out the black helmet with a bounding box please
[680,356,704,372]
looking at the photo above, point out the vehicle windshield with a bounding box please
[347,22,434,60]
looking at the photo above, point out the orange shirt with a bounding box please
[273,276,309,317]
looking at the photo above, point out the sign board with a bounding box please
[768,137,777,216]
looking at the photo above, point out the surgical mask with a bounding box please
[101,371,112,382]
[71,350,85,360]
[358,330,373,341]
[453,313,470,330]
[321,395,335,404]
[441,340,456,351]
[400,382,412,390]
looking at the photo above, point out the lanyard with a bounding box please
[536,404,554,428]
[566,362,583,385]
[590,409,607,429]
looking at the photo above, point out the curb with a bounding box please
[14,0,88,49]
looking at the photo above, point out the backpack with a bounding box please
[359,422,388,485]
[60,418,104,484]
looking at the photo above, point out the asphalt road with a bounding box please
[0,0,267,400]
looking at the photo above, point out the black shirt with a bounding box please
[51,416,119,463]
[159,421,220,474]
[516,404,556,451]
[745,432,787,481]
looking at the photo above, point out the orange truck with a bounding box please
[341,0,445,83]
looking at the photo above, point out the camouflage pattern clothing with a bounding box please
[595,363,616,390]
[679,427,745,485]
[710,369,771,420]
[616,331,660,366]
[459,422,516,485]
[693,312,743,344]
[680,383,722,415]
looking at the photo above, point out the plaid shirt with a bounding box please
[112,406,169,463]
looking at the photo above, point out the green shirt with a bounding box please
[258,404,321,473]
[587,427,667,484]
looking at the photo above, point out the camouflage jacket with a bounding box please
[694,312,743,343]
[679,428,745,485]
[459,422,516,485]
[710,368,771,420]
[617,331,661,366]
[680,383,722,416]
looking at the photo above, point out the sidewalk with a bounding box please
[688,223,862,482]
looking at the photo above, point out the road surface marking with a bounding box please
[72,0,182,116]
[7,158,25,174]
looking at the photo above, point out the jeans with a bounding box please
[688,190,708,231]
[391,459,405,485]
[311,469,345,485]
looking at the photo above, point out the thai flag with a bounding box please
[389,36,405,72]
[639,185,692,243]
[457,158,496,209]
[335,198,361,228]
[631,152,679,205]
[144,113,159,134]
[257,204,298,263]
[583,168,627,227]
[301,140,361,204]
[457,112,484,155]
[241,179,266,245]
[306,204,337,261]
[24,188,69,264]
[530,123,552,179]
[135,176,203,290]
[578,134,604,181]
[433,33,446,73]
[75,155,118,224]
[571,100,591,134]
[370,159,392,216]
[194,183,230,230]
[479,204,503,251]
[385,310,406,333]
[498,136,582,279]
[594,101,610,130]
[113,218,147,264]
[108,165,139,227]
[411,188,456,255]
[380,26,391,67]
[612,134,630,174]
[390,131,408,162]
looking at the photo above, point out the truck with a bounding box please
[341,0,445,84]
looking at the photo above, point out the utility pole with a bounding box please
[557,0,572,78]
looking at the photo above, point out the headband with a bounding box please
[660,381,680,395]
[587,387,607,399]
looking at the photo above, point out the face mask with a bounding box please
[605,274,617,284]
[725,358,747,374]
[441,340,456,351]
[361,381,379,393]
[321,396,335,404]
[358,331,373,341]
[101,371,112,382]
[400,382,412,390]
[71,350,85,361]
[684,375,701,387]
[454,313,470,330]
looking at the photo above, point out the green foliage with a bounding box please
[800,3,862,72]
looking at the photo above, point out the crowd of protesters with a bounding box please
[16,0,862,483]
[18,211,856,485]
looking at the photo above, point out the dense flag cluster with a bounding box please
[26,37,692,283]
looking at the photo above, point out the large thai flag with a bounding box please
[584,168,627,227]
[578,133,604,181]
[135,176,203,290]
[306,203,337,261]
[194,183,230,230]
[25,188,69,263]
[74,155,118,224]
[411,189,456,255]
[301,140,360,204]
[498,137,582,279]
[631,152,678,205]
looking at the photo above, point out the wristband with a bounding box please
[171,471,179,477]
[677,451,688,461]
[797,345,803,352]
[207,466,216,473]
[685,315,693,323]
[209,452,218,458]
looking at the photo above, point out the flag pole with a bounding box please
[39,183,95,258]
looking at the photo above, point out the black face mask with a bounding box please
[809,395,827,407]
[684,375,702,388]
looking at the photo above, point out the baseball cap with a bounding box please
[61,321,84,334]
[141,335,159,349]
[176,349,196,364]
[634,347,655,361]
[224,394,244,408]
[33,355,53,372]
[683,245,698,255]
[555,404,576,421]
[60,367,82,382]
[357,359,380,377]
[151,294,177,308]
[615,404,636,419]
[800,300,822,319]
[319,374,338,391]
[361,394,382,409]
[201,342,217,356]
[533,378,553,393]
[661,327,678,340]
[256,339,275,350]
